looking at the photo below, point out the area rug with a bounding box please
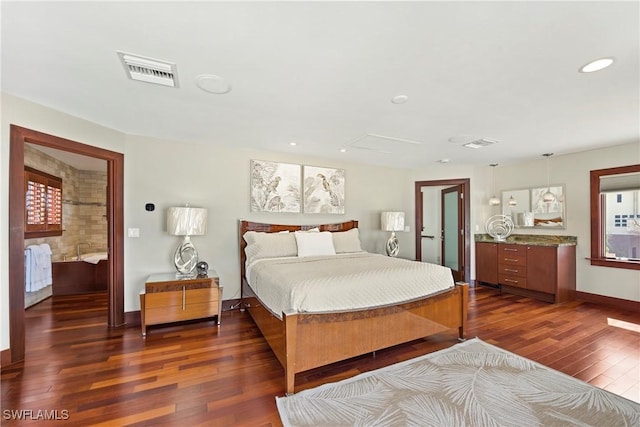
[276,338,640,427]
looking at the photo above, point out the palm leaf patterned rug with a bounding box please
[276,338,639,426]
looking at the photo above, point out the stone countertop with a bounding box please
[474,233,577,246]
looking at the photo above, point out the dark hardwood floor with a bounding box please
[2,285,639,426]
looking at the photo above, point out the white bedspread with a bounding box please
[246,252,454,318]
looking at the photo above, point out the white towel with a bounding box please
[24,248,33,291]
[39,243,53,287]
[24,244,53,292]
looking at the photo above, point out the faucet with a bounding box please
[76,242,91,259]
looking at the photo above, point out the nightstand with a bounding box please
[140,270,222,337]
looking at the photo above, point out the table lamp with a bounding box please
[381,211,405,257]
[167,206,207,276]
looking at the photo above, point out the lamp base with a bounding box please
[386,232,399,257]
[174,235,198,275]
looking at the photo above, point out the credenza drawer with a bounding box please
[498,264,526,278]
[499,274,527,288]
[498,254,526,266]
[499,244,526,255]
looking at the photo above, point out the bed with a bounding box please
[239,220,469,394]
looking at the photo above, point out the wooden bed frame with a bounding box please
[239,220,469,394]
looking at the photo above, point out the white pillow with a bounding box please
[332,228,363,253]
[299,227,319,232]
[294,231,336,257]
[243,231,298,263]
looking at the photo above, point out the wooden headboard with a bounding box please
[238,219,359,293]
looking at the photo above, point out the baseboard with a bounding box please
[124,310,141,328]
[1,348,12,367]
[575,291,640,311]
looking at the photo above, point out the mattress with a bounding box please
[246,252,455,318]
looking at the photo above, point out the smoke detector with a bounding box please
[117,51,178,88]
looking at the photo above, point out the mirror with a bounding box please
[502,185,566,228]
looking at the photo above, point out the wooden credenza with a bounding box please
[140,271,222,336]
[475,239,576,303]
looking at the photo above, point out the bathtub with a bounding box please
[65,252,109,264]
[53,253,108,295]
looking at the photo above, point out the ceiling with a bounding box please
[2,1,639,171]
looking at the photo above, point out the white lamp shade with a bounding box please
[167,207,208,236]
[381,211,405,232]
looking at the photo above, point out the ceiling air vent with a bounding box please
[117,51,178,88]
[463,138,499,149]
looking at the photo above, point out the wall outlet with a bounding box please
[128,228,140,238]
[404,225,410,232]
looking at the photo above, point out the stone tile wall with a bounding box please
[24,144,107,262]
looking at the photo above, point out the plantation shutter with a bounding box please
[24,167,63,237]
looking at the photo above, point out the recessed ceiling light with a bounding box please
[289,142,297,146]
[195,74,231,94]
[391,95,408,104]
[340,148,347,153]
[437,158,450,163]
[579,57,615,73]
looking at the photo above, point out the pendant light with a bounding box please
[508,196,518,207]
[542,153,556,203]
[488,164,501,206]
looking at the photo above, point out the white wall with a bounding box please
[2,93,638,354]
[489,144,640,302]
[407,146,640,302]
[1,93,126,351]
[122,134,410,311]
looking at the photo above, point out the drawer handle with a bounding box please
[182,286,186,310]
[504,268,519,273]
[504,279,519,283]
[503,258,519,262]
[504,248,519,252]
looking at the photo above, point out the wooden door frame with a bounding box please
[415,178,470,282]
[8,125,125,364]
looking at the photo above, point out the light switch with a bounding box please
[404,225,411,232]
[128,228,140,238]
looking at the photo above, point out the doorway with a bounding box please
[8,125,125,364]
[415,178,470,283]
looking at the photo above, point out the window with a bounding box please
[24,166,62,238]
[590,164,640,270]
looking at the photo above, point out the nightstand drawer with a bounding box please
[145,288,219,308]
[146,301,219,325]
[141,270,222,336]
[145,290,182,308]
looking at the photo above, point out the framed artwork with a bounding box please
[250,160,301,212]
[303,165,345,214]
